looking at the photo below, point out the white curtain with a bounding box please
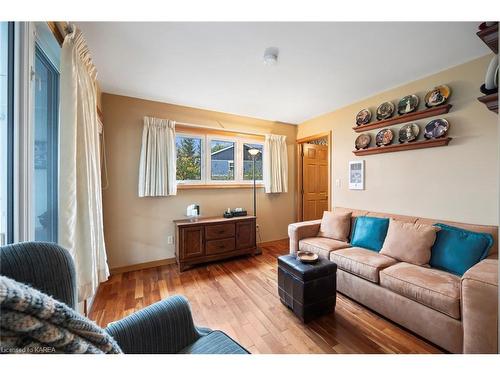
[59,28,109,302]
[138,117,177,197]
[263,134,288,193]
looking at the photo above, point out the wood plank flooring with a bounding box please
[90,239,443,354]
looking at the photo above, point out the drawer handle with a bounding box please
[218,230,225,234]
[218,245,226,249]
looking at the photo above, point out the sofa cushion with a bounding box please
[380,219,439,266]
[380,262,461,319]
[350,216,389,252]
[430,223,494,276]
[299,237,350,260]
[330,247,398,283]
[318,211,351,242]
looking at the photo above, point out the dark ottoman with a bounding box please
[277,254,337,323]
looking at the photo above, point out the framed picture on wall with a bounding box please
[349,160,364,190]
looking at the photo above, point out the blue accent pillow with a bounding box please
[350,216,390,252]
[430,223,494,276]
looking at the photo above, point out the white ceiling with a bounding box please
[77,22,489,124]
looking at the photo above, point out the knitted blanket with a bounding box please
[0,275,122,354]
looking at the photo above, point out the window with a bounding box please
[243,143,263,181]
[176,132,263,185]
[176,135,203,182]
[210,139,235,181]
[33,44,59,242]
[0,22,13,245]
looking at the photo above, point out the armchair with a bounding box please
[0,242,248,354]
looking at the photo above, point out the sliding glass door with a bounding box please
[33,45,59,242]
[0,22,13,246]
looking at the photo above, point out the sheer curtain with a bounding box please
[138,116,177,197]
[263,134,288,193]
[59,27,109,302]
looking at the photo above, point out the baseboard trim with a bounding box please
[257,238,288,247]
[110,257,177,275]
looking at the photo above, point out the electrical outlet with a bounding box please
[335,178,341,188]
[167,235,173,244]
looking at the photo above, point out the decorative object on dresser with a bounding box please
[398,123,420,143]
[375,128,394,146]
[277,255,337,323]
[355,108,372,125]
[376,101,395,120]
[174,216,256,272]
[397,94,419,115]
[354,133,371,150]
[424,85,451,107]
[424,118,450,139]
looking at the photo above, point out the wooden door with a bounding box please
[180,226,204,259]
[236,220,256,249]
[302,143,329,220]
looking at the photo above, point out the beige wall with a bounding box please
[102,94,297,268]
[298,54,499,226]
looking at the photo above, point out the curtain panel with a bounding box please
[138,117,177,197]
[59,28,109,302]
[263,134,288,193]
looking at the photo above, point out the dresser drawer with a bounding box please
[205,223,235,240]
[206,238,235,255]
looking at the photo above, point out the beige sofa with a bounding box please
[288,207,499,354]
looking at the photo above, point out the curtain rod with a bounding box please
[175,121,267,138]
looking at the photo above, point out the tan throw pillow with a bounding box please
[318,211,352,242]
[380,219,439,265]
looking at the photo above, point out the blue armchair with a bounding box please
[0,242,248,354]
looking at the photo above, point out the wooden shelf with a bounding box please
[477,92,498,113]
[352,137,452,156]
[353,104,452,133]
[477,23,498,54]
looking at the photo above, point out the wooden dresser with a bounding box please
[174,216,256,271]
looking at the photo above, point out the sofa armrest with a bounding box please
[288,219,321,255]
[461,259,498,353]
[105,295,205,353]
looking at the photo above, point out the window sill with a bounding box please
[177,183,264,190]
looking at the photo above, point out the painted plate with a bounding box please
[355,133,371,150]
[424,85,451,107]
[398,123,420,143]
[355,108,372,126]
[375,129,394,147]
[397,95,419,115]
[297,251,319,264]
[424,118,450,139]
[376,101,395,120]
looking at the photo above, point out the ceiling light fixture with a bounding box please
[263,47,279,65]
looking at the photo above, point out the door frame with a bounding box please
[296,131,332,222]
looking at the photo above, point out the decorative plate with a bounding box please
[355,133,371,150]
[424,85,451,108]
[297,251,319,264]
[424,118,450,139]
[398,123,420,143]
[375,129,394,147]
[397,95,419,115]
[376,101,395,120]
[355,108,372,126]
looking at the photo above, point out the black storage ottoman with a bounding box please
[277,254,337,323]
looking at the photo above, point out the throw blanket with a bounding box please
[0,275,122,354]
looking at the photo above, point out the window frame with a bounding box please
[33,43,59,242]
[175,132,205,185]
[175,130,264,187]
[239,139,264,183]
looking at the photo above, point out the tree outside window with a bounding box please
[176,136,202,181]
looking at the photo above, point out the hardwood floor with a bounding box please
[90,239,443,354]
